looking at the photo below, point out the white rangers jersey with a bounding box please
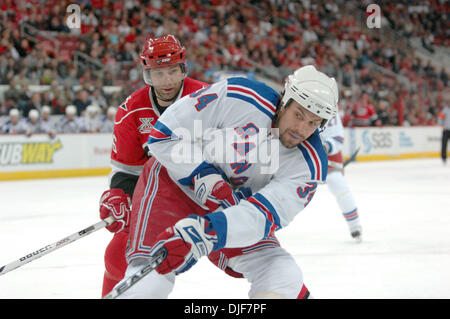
[99,116,114,133]
[56,116,80,133]
[1,119,27,134]
[147,78,328,249]
[40,118,56,134]
[321,111,344,156]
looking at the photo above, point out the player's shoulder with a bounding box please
[226,77,280,106]
[182,77,209,94]
[118,86,152,113]
[296,130,328,182]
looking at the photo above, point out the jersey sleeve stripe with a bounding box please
[148,121,173,144]
[126,160,161,262]
[247,193,281,237]
[298,142,320,181]
[298,131,328,182]
[228,86,277,113]
[177,161,216,187]
[332,136,344,143]
[227,77,279,106]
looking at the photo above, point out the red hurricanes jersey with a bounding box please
[110,77,208,176]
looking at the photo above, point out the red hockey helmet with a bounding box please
[140,35,187,86]
[140,35,186,69]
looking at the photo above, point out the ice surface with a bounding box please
[0,158,449,299]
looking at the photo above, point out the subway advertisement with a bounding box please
[0,133,113,180]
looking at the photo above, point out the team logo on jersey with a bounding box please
[138,118,154,133]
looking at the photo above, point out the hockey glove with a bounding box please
[151,215,217,275]
[99,189,131,233]
[193,166,252,211]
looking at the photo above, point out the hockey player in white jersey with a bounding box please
[78,104,102,133]
[321,112,362,241]
[56,105,80,133]
[99,106,116,133]
[1,108,27,134]
[110,65,338,299]
[24,109,44,136]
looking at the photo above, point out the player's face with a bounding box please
[10,116,19,124]
[149,65,184,102]
[275,101,323,148]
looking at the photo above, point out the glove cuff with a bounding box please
[174,216,217,259]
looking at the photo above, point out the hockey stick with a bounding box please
[0,216,114,276]
[343,147,360,167]
[103,248,167,299]
[328,148,360,170]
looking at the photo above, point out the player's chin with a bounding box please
[156,91,177,102]
[280,134,302,149]
[280,138,299,149]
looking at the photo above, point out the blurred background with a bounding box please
[0,0,448,133]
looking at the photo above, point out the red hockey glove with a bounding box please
[99,189,131,233]
[151,215,217,275]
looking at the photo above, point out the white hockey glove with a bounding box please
[150,215,217,275]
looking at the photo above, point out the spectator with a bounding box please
[56,105,80,133]
[350,93,378,127]
[78,104,101,133]
[73,89,91,115]
[1,108,27,134]
[24,109,41,136]
[89,88,108,111]
[99,106,116,133]
[22,92,42,118]
[40,105,57,138]
[3,77,22,112]
[375,100,391,126]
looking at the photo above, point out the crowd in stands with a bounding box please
[0,103,117,135]
[0,0,448,132]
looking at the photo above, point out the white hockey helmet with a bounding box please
[106,106,117,117]
[42,105,51,114]
[9,108,20,118]
[29,109,39,119]
[281,65,338,128]
[65,105,77,115]
[86,104,100,115]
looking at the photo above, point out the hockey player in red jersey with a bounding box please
[98,34,207,297]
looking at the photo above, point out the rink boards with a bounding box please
[0,126,446,181]
[0,133,112,180]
